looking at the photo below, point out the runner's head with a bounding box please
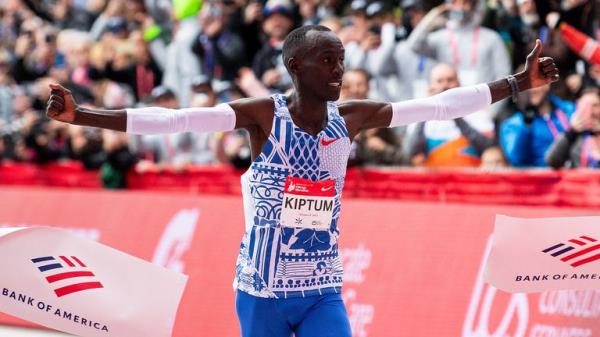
[283,25,345,101]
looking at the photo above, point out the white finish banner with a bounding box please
[0,227,188,337]
[485,215,600,293]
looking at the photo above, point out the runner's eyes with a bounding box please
[323,57,344,64]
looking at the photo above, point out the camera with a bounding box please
[368,25,381,35]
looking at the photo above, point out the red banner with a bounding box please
[1,187,600,337]
[3,162,600,208]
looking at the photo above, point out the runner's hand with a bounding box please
[523,39,560,89]
[46,83,77,123]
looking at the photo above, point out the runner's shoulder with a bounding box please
[337,99,382,117]
[228,96,275,117]
[228,96,275,130]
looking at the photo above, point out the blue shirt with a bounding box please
[500,96,575,167]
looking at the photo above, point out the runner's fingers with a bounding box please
[542,63,557,73]
[48,101,64,113]
[540,57,553,66]
[544,67,559,76]
[49,94,64,105]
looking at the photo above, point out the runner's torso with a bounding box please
[234,94,351,298]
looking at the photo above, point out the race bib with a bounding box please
[280,176,335,230]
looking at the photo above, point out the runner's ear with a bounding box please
[288,57,299,75]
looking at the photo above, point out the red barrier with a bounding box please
[1,187,599,337]
[2,162,600,208]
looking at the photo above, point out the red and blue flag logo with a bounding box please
[542,235,600,268]
[31,256,104,297]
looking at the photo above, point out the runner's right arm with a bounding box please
[46,84,273,134]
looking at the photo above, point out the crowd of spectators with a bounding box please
[0,0,599,187]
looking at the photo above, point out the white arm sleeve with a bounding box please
[389,83,491,128]
[126,103,236,134]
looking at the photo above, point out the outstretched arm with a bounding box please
[340,39,559,139]
[46,84,269,134]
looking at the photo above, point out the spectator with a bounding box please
[0,133,20,162]
[227,0,263,67]
[338,68,370,102]
[216,129,252,169]
[390,0,434,100]
[583,64,600,89]
[100,128,138,188]
[512,0,578,98]
[480,146,509,170]
[546,87,600,168]
[339,68,404,166]
[23,117,69,164]
[0,0,597,179]
[252,0,296,92]
[344,1,400,101]
[0,49,14,123]
[407,0,511,86]
[20,0,100,31]
[337,0,369,47]
[193,0,246,84]
[11,20,56,84]
[148,0,204,107]
[406,63,495,167]
[500,83,575,167]
[66,124,105,169]
[89,29,162,101]
[296,0,321,25]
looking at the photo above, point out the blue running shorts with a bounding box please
[236,290,352,337]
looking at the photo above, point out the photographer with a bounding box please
[499,83,575,167]
[546,88,600,169]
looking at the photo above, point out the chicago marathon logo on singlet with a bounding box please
[280,176,335,230]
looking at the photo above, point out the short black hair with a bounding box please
[282,25,332,71]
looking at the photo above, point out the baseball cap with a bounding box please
[365,1,390,18]
[263,0,293,18]
[105,17,128,34]
[350,0,368,13]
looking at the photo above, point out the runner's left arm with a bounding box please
[340,39,559,139]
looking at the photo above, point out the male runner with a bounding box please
[46,25,559,337]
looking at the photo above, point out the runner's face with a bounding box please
[295,31,345,101]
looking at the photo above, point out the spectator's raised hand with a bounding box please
[46,83,77,123]
[14,33,34,57]
[244,2,262,24]
[359,31,380,51]
[261,68,281,87]
[572,92,600,133]
[523,39,560,89]
[570,102,592,132]
[104,0,125,17]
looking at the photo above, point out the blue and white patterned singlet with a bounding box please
[234,94,351,299]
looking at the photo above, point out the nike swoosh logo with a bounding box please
[321,186,333,192]
[321,138,339,147]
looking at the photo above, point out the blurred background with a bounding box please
[0,0,600,336]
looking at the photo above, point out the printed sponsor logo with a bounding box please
[31,256,103,297]
[1,286,110,333]
[321,138,339,147]
[542,235,600,268]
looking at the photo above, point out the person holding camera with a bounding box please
[406,0,510,87]
[546,87,600,169]
[499,82,575,167]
